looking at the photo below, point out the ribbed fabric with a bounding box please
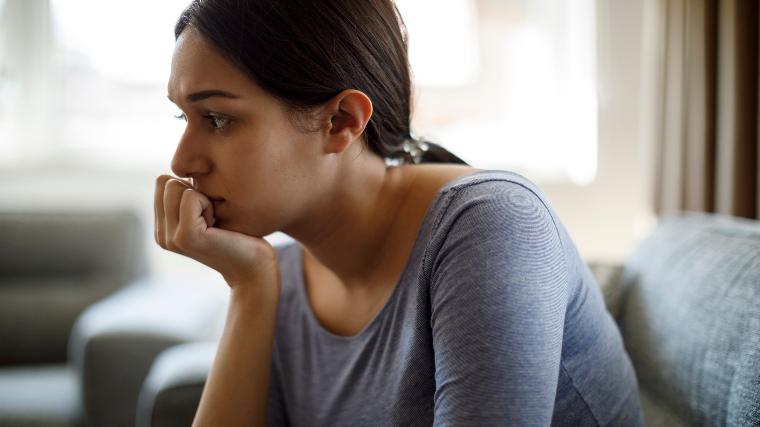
[267,170,642,426]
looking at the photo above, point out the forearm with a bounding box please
[192,283,281,427]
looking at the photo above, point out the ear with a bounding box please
[320,89,373,155]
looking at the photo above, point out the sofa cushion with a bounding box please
[588,263,625,319]
[618,213,760,425]
[0,210,145,364]
[0,364,83,427]
[0,211,144,279]
[136,342,215,427]
[70,281,226,427]
[638,387,690,427]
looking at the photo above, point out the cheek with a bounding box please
[220,129,287,191]
[216,155,298,234]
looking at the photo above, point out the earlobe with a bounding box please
[323,89,373,155]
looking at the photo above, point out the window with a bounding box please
[397,0,597,185]
[0,0,187,168]
[1,0,597,185]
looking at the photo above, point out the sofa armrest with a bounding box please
[69,279,227,427]
[136,341,216,427]
[588,262,625,321]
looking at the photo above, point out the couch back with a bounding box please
[618,213,760,426]
[0,210,146,364]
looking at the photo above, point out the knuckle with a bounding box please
[165,238,179,252]
[180,187,196,204]
[165,179,182,192]
[165,179,191,200]
[179,186,191,198]
[172,228,193,252]
[156,234,167,250]
[155,174,171,189]
[154,227,163,244]
[169,177,191,190]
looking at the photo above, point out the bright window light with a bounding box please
[399,0,598,185]
[50,0,182,84]
[1,0,597,186]
[396,0,479,87]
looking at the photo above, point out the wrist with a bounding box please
[229,277,281,307]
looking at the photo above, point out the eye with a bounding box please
[174,112,187,122]
[205,114,231,131]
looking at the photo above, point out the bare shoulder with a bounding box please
[403,163,483,194]
[392,163,483,230]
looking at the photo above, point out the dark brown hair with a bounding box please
[174,0,467,165]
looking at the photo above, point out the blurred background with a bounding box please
[2,1,759,426]
[0,0,652,278]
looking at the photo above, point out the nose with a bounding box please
[171,130,211,178]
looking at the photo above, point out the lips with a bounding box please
[194,188,224,202]
[210,198,224,216]
[210,197,225,210]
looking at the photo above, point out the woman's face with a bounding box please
[167,26,324,237]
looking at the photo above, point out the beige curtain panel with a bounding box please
[651,0,759,219]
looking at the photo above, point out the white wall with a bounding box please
[539,0,656,263]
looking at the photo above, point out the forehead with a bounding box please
[168,26,259,101]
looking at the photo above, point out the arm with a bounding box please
[429,185,569,426]
[137,326,289,427]
[192,284,280,427]
[154,175,285,426]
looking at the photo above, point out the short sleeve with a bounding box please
[428,183,569,426]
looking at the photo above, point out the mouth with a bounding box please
[199,191,225,202]
[192,185,225,204]
[206,195,226,211]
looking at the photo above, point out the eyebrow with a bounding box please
[167,89,241,104]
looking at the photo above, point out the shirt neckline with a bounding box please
[293,168,505,342]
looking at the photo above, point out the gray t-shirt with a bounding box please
[267,170,642,426]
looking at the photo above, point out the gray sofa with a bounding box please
[611,213,760,426]
[2,212,759,426]
[132,213,760,427]
[0,211,145,427]
[0,211,226,427]
[68,277,225,427]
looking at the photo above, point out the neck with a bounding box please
[281,148,417,292]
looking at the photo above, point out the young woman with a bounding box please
[155,0,643,425]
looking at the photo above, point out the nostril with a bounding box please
[169,162,186,179]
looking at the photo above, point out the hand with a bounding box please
[154,175,279,291]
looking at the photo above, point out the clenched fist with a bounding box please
[154,175,280,291]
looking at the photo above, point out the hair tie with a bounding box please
[385,135,430,167]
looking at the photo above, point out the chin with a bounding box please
[214,218,271,238]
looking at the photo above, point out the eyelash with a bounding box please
[174,112,232,132]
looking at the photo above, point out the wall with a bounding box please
[540,0,656,263]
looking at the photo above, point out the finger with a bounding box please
[174,188,214,254]
[154,175,174,248]
[163,179,192,252]
[202,203,216,228]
